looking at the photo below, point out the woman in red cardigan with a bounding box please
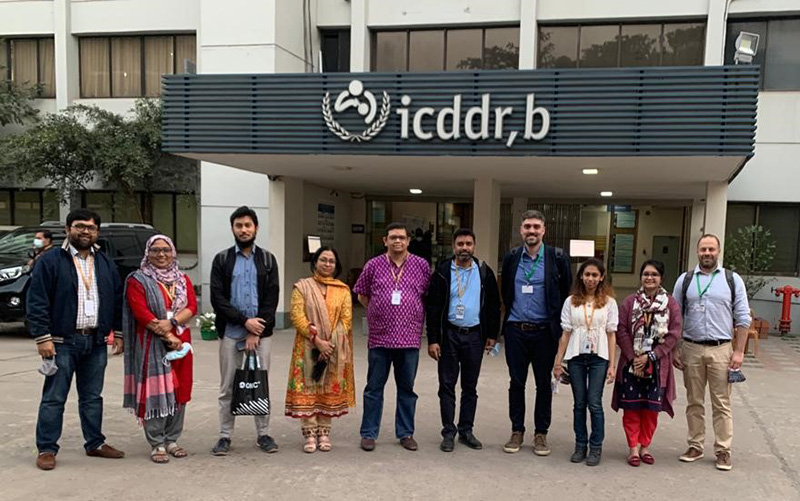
[123,235,197,464]
[612,259,682,467]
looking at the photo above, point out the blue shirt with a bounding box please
[448,260,481,327]
[508,246,548,323]
[673,264,751,342]
[225,246,260,340]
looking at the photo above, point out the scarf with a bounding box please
[123,271,177,421]
[631,286,670,355]
[139,234,188,314]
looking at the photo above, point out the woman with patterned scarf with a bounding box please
[123,235,197,463]
[612,259,682,467]
[285,246,355,453]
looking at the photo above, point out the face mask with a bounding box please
[33,239,44,249]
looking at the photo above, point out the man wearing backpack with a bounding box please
[672,234,750,471]
[210,206,280,456]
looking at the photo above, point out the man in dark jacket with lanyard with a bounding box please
[501,209,572,456]
[209,206,280,456]
[426,228,501,452]
[27,209,125,471]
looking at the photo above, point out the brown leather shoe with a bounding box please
[36,452,56,470]
[715,451,732,471]
[360,438,376,451]
[679,447,704,462]
[86,444,125,459]
[400,436,418,451]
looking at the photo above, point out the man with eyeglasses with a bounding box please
[27,209,125,471]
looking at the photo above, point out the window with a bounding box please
[726,17,800,91]
[0,189,60,225]
[321,30,350,72]
[2,38,56,98]
[726,203,800,274]
[373,26,520,72]
[538,21,706,68]
[79,35,197,98]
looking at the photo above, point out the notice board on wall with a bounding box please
[317,203,335,246]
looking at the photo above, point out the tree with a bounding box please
[725,225,777,300]
[0,39,41,127]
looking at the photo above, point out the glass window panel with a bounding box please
[152,194,175,240]
[759,205,800,273]
[446,29,482,70]
[409,30,444,71]
[725,21,767,88]
[764,19,800,91]
[538,26,579,68]
[321,30,350,72]
[114,192,143,223]
[662,23,705,66]
[484,27,520,69]
[0,191,11,225]
[10,39,38,88]
[374,31,408,72]
[111,37,142,97]
[620,24,662,67]
[176,194,198,252]
[175,35,196,73]
[38,38,55,97]
[13,191,41,226]
[80,38,110,98]
[579,25,620,68]
[144,36,173,97]
[84,192,113,224]
[42,190,59,222]
[725,204,757,243]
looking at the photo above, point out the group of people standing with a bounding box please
[28,206,750,473]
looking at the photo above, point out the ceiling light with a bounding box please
[582,168,599,175]
[600,191,613,197]
[409,188,422,195]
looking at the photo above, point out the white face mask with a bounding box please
[33,239,44,249]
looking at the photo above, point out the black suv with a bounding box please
[0,223,158,322]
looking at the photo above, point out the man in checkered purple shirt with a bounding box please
[354,222,430,452]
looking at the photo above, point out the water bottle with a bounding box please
[489,342,502,357]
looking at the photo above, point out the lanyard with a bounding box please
[386,254,407,290]
[73,254,95,298]
[582,302,596,331]
[695,270,719,299]
[523,244,545,283]
[158,281,176,302]
[454,261,473,300]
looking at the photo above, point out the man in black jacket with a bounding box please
[501,210,572,456]
[209,206,280,456]
[426,228,500,452]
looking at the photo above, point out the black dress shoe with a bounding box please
[458,432,483,450]
[440,435,455,452]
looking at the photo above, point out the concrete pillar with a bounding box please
[705,181,728,261]
[53,0,79,111]
[473,178,501,269]
[687,199,706,270]
[518,0,537,70]
[268,177,305,328]
[704,0,728,66]
[350,0,370,72]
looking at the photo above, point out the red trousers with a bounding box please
[622,409,659,448]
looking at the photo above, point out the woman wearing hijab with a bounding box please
[612,259,682,467]
[123,235,197,463]
[285,246,355,453]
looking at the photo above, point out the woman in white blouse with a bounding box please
[553,258,617,466]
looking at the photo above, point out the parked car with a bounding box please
[0,223,158,322]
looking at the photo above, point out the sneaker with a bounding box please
[679,447,704,462]
[533,433,551,456]
[211,438,231,456]
[570,445,587,463]
[440,435,455,452]
[503,431,524,453]
[715,451,732,471]
[586,447,602,466]
[257,435,279,453]
[458,432,483,450]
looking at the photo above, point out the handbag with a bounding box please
[230,351,271,416]
[311,348,328,382]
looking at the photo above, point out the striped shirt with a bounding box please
[67,243,99,329]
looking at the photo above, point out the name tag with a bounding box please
[391,290,402,305]
[84,298,96,316]
[692,303,706,313]
[521,285,534,294]
[167,311,174,320]
[455,304,465,320]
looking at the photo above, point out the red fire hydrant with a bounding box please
[773,285,800,336]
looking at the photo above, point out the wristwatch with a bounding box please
[170,317,179,328]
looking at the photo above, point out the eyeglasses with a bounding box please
[318,258,336,265]
[148,248,172,256]
[71,224,98,233]
[642,273,661,278]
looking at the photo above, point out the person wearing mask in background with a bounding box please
[28,230,54,269]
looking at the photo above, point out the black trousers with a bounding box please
[438,325,484,437]
[504,323,558,434]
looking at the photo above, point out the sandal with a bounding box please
[303,435,317,453]
[151,445,169,464]
[166,443,188,458]
[627,455,641,467]
[641,453,655,465]
[318,435,332,452]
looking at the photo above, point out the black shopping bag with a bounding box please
[231,351,270,416]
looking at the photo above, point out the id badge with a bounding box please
[692,303,706,313]
[521,285,534,294]
[455,304,465,320]
[84,298,96,317]
[167,311,174,320]
[581,336,591,354]
[391,290,402,305]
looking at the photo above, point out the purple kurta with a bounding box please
[612,293,682,417]
[353,253,431,349]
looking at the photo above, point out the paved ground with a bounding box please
[1,320,800,501]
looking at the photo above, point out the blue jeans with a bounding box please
[36,335,108,454]
[567,354,609,449]
[360,348,419,439]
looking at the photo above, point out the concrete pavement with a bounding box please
[1,321,799,500]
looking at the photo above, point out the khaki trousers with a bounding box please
[681,341,733,453]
